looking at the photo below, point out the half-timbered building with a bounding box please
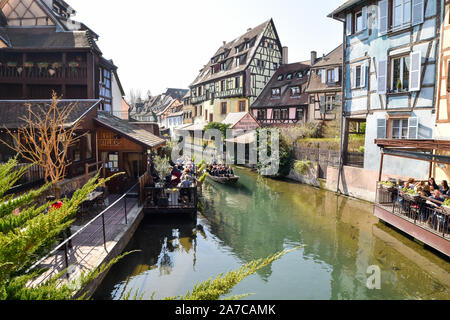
[329,0,442,178]
[250,62,310,126]
[305,45,343,123]
[0,0,125,117]
[190,19,285,124]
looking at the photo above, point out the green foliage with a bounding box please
[198,172,207,183]
[279,122,324,145]
[153,155,172,180]
[443,199,450,207]
[359,146,365,153]
[380,181,395,188]
[294,160,312,175]
[256,129,294,178]
[0,158,125,300]
[165,247,300,300]
[204,122,231,139]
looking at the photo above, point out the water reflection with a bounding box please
[94,167,450,300]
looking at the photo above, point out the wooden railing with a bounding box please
[0,64,88,81]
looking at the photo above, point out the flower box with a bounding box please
[24,62,34,68]
[37,62,49,69]
[68,62,80,68]
[6,62,18,67]
[51,62,63,68]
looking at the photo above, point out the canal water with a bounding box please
[93,167,450,300]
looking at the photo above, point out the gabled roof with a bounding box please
[95,111,166,149]
[251,62,310,109]
[222,112,249,127]
[0,99,101,129]
[165,88,189,100]
[305,44,343,93]
[328,0,364,19]
[191,19,274,87]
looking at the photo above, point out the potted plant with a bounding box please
[396,79,402,92]
[380,181,395,191]
[153,155,172,206]
[402,187,420,201]
[6,62,17,68]
[24,62,34,68]
[443,199,450,213]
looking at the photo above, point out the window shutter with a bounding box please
[320,96,326,113]
[412,0,424,26]
[362,6,368,30]
[408,117,419,139]
[351,66,356,89]
[409,51,422,92]
[321,69,326,83]
[334,67,340,82]
[379,0,388,35]
[377,59,387,94]
[377,119,387,139]
[346,13,352,36]
[360,62,367,88]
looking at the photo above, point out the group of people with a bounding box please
[400,177,449,204]
[207,164,234,178]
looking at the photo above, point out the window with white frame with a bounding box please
[355,11,363,33]
[393,0,411,28]
[351,64,365,89]
[391,119,409,139]
[290,86,301,96]
[391,55,410,91]
[327,69,335,83]
[271,88,281,98]
[326,96,334,111]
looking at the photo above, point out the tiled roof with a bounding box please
[191,19,272,86]
[4,27,97,50]
[305,45,343,93]
[251,62,310,109]
[328,0,364,18]
[95,111,166,149]
[0,99,100,129]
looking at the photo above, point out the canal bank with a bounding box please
[93,167,450,300]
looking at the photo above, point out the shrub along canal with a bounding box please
[93,167,450,300]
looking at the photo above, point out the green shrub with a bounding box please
[294,160,312,175]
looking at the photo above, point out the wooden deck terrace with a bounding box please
[27,193,141,294]
[374,184,450,257]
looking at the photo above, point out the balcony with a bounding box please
[0,62,88,83]
[374,182,450,257]
[191,95,207,104]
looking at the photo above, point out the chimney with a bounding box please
[311,51,317,65]
[247,28,252,32]
[223,41,226,46]
[282,46,289,65]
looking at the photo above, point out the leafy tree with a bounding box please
[204,122,231,140]
[0,158,122,300]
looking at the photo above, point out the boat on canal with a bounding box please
[207,173,240,185]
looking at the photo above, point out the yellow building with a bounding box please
[189,19,284,124]
[436,0,450,181]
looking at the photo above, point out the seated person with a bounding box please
[179,176,192,203]
[429,178,439,191]
[439,180,449,196]
[429,189,445,206]
[171,166,181,186]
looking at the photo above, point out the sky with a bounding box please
[73,0,344,99]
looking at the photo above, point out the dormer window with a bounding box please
[286,73,293,80]
[271,88,281,98]
[297,73,303,79]
[290,86,301,96]
[277,75,284,81]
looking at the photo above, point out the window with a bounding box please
[391,119,409,139]
[274,63,278,70]
[277,74,284,81]
[271,88,281,98]
[257,60,265,68]
[391,55,410,91]
[309,96,315,104]
[108,153,119,171]
[235,76,241,88]
[280,109,289,120]
[327,69,335,83]
[286,73,293,80]
[239,101,246,112]
[393,0,411,28]
[221,102,227,115]
[296,108,304,121]
[257,109,266,120]
[297,72,303,79]
[220,62,226,71]
[326,96,334,111]
[290,86,301,96]
[99,68,112,112]
[355,66,362,87]
[273,109,281,120]
[355,11,363,33]
[351,64,365,89]
[221,80,225,91]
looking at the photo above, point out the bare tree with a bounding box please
[0,92,82,186]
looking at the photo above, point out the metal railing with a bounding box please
[142,186,197,209]
[26,183,139,286]
[375,182,450,239]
